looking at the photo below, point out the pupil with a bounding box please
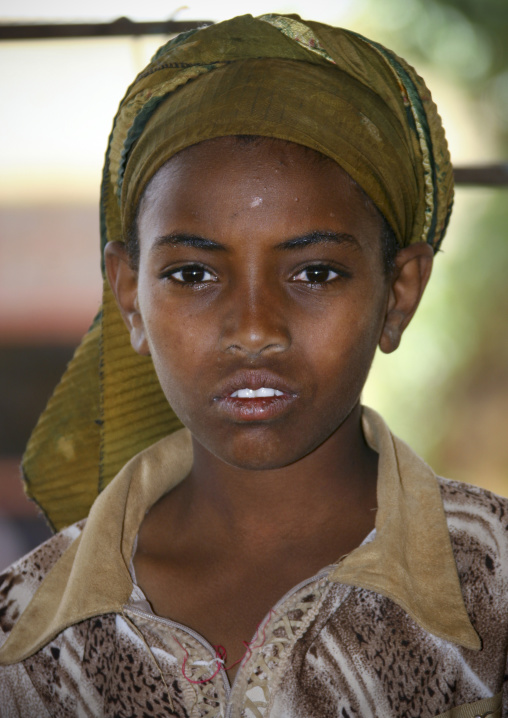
[182,266,204,282]
[307,267,329,283]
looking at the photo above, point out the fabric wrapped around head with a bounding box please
[22,14,454,530]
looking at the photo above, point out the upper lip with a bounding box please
[214,370,297,400]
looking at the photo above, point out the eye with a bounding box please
[293,265,340,284]
[166,264,215,284]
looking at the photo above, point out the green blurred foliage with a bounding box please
[360,0,508,494]
[357,0,508,149]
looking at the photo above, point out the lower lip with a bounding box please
[214,394,296,422]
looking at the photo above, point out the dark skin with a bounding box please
[105,137,433,682]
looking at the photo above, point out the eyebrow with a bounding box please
[275,231,360,250]
[152,233,227,252]
[151,230,360,253]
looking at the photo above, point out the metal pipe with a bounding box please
[453,164,508,187]
[0,17,211,40]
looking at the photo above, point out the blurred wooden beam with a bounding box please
[454,164,508,186]
[0,17,211,40]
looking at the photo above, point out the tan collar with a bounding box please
[331,408,480,650]
[0,408,480,665]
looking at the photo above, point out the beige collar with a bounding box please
[0,407,480,665]
[331,408,480,650]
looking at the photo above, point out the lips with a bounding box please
[213,371,298,422]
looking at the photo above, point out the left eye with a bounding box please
[293,265,339,283]
[169,265,215,283]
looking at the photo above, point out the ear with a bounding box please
[379,241,434,354]
[104,241,150,355]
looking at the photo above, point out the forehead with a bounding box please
[137,136,382,250]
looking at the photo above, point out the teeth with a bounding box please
[231,387,284,398]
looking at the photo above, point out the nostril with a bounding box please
[222,339,288,359]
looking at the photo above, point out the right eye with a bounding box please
[166,265,215,284]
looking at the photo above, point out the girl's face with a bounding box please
[117,137,394,470]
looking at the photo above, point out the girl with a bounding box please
[1,14,506,718]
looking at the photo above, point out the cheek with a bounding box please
[140,302,215,414]
[305,297,385,368]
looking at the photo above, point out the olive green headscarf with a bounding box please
[23,14,454,531]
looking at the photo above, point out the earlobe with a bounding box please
[103,241,150,356]
[379,242,433,354]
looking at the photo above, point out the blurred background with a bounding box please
[1,0,507,569]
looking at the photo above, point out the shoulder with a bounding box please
[438,476,508,557]
[439,475,508,515]
[0,520,85,643]
[438,478,508,641]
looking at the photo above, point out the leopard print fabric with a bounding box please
[269,479,508,718]
[0,479,507,717]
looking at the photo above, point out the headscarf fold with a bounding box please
[22,14,454,530]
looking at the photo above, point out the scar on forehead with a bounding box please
[250,197,263,208]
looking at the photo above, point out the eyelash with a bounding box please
[164,264,216,285]
[163,263,346,286]
[292,264,342,284]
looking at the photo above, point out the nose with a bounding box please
[219,283,291,358]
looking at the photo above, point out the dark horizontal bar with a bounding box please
[0,17,211,40]
[454,164,508,186]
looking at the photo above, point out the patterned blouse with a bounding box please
[0,409,506,717]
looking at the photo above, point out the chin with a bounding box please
[207,432,327,473]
